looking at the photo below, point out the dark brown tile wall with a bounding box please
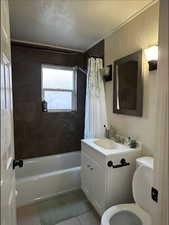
[85,40,104,58]
[84,40,104,67]
[12,40,104,159]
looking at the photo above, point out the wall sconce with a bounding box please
[101,65,112,82]
[145,46,158,71]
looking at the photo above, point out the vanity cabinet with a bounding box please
[81,140,142,216]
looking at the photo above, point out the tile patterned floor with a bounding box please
[17,205,41,225]
[37,190,92,225]
[56,210,100,225]
[17,197,100,225]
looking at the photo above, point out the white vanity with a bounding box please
[81,138,142,215]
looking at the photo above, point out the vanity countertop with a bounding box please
[81,138,142,156]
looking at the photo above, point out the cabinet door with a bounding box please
[81,152,93,200]
[91,159,106,213]
[81,152,106,215]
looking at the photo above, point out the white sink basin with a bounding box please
[94,139,126,150]
[81,138,141,156]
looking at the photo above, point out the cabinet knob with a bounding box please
[107,161,113,167]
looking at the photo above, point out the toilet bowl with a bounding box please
[101,157,154,225]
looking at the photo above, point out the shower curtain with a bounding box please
[84,57,107,138]
[153,1,168,224]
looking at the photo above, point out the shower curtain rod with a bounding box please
[76,66,87,74]
[76,57,104,75]
[88,56,104,59]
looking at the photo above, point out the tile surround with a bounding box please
[12,40,104,160]
[12,44,86,159]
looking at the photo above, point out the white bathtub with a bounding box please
[16,151,81,207]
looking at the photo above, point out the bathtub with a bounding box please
[16,151,81,207]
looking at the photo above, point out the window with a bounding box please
[42,65,77,112]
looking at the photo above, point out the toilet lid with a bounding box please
[101,203,151,225]
[132,165,154,215]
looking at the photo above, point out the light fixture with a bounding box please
[145,46,158,71]
[101,65,112,82]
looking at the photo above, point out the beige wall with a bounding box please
[104,3,159,155]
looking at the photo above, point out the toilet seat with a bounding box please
[101,203,151,225]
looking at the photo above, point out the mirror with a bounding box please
[113,50,143,117]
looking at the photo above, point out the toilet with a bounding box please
[101,157,154,225]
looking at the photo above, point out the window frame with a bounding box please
[41,64,77,112]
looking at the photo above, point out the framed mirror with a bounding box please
[113,50,143,117]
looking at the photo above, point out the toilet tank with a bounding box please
[136,156,153,168]
[133,156,154,215]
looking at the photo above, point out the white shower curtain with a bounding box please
[84,57,107,138]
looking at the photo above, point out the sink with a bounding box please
[81,138,141,156]
[94,139,126,150]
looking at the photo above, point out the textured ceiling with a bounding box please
[9,0,156,51]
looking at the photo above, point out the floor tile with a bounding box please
[37,189,91,225]
[17,190,100,225]
[56,217,81,225]
[17,205,41,225]
[78,210,100,225]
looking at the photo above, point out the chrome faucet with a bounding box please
[104,125,117,139]
[109,125,116,139]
